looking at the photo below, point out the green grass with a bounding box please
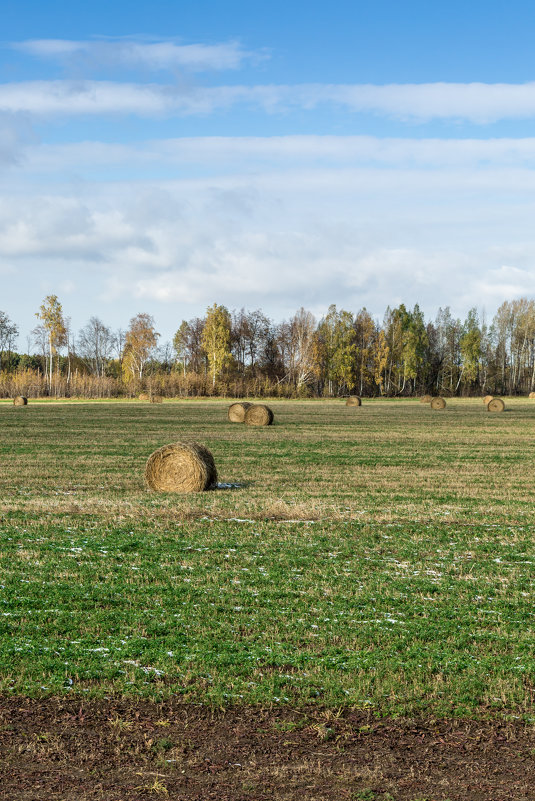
[1,398,535,717]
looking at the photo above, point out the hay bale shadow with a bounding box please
[216,481,253,491]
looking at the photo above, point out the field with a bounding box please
[1,398,535,800]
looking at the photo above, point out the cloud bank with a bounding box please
[3,144,535,338]
[3,37,535,340]
[3,80,535,121]
[15,135,535,176]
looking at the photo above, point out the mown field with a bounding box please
[1,397,534,721]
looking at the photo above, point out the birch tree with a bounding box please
[201,303,232,387]
[287,307,317,390]
[459,308,482,389]
[35,295,67,392]
[0,311,18,371]
[354,308,375,395]
[78,317,115,376]
[316,304,338,395]
[373,329,389,395]
[122,313,159,382]
[173,321,190,376]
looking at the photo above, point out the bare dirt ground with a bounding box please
[1,698,535,800]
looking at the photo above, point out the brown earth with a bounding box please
[1,697,535,800]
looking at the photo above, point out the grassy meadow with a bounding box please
[1,397,535,718]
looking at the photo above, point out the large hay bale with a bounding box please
[483,395,494,405]
[420,394,433,403]
[145,441,217,493]
[244,403,274,426]
[228,401,252,423]
[430,396,446,410]
[487,397,505,413]
[150,395,163,404]
[529,392,535,399]
[138,393,150,401]
[13,396,28,406]
[345,396,362,407]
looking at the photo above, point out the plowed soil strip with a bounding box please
[1,698,535,800]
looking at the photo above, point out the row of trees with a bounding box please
[2,296,535,398]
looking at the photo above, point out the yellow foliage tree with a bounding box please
[374,329,389,395]
[201,303,232,388]
[122,313,159,383]
[35,295,67,392]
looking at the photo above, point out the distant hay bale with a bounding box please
[345,396,362,407]
[420,394,433,403]
[138,393,150,401]
[13,396,28,406]
[483,395,494,405]
[430,396,446,410]
[529,392,535,399]
[244,403,274,426]
[228,401,252,423]
[145,441,217,493]
[150,395,163,404]
[487,397,505,413]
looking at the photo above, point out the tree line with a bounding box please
[1,296,535,398]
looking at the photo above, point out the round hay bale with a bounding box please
[244,403,274,426]
[487,397,505,413]
[228,401,252,423]
[420,394,433,403]
[13,396,28,406]
[529,392,535,399]
[483,395,494,405]
[145,441,217,493]
[345,396,362,407]
[150,395,163,404]
[138,392,150,401]
[430,396,446,410]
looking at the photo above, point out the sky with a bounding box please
[2,0,535,347]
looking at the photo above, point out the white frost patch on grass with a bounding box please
[123,658,165,676]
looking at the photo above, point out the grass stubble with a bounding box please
[0,398,535,720]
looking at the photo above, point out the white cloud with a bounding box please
[0,195,154,260]
[155,134,535,166]
[2,132,535,339]
[0,113,37,166]
[473,265,535,302]
[2,162,535,334]
[3,80,535,121]
[0,81,183,115]
[12,38,259,72]
[16,135,535,176]
[311,82,535,123]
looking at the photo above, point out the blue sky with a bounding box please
[2,0,535,347]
